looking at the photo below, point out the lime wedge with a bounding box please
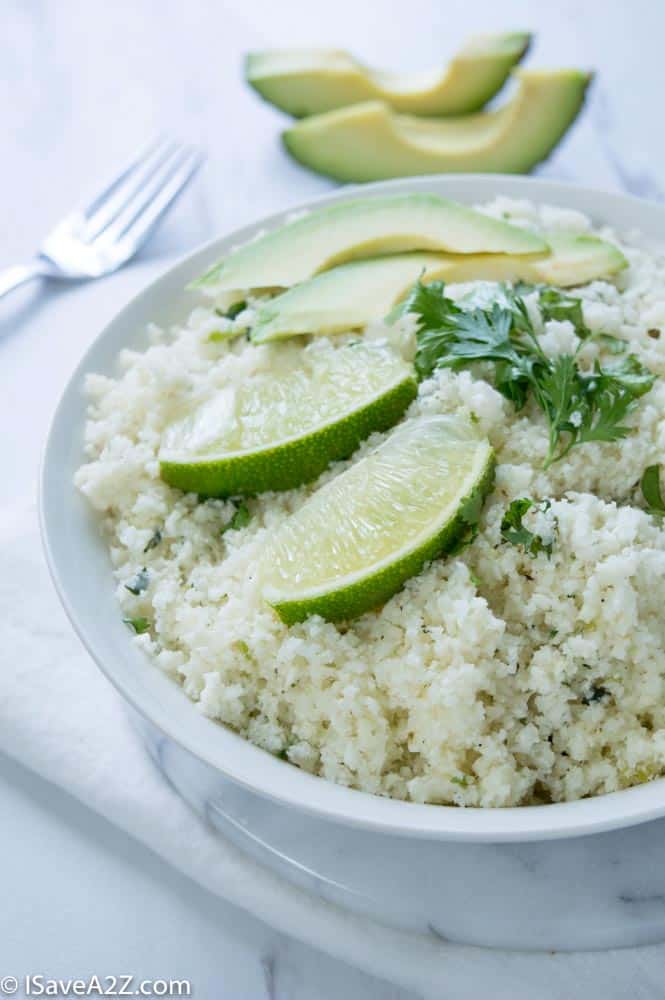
[159,342,416,496]
[261,415,495,623]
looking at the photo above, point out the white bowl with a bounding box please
[40,175,665,949]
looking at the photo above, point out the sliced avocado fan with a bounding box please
[192,194,547,293]
[250,236,626,342]
[246,33,531,117]
[282,69,592,182]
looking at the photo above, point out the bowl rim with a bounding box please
[40,172,665,842]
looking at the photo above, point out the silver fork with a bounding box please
[0,137,205,300]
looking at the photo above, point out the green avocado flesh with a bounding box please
[282,69,592,182]
[192,194,547,293]
[158,342,416,497]
[246,33,531,117]
[250,235,626,342]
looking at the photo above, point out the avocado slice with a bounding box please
[192,194,547,293]
[250,236,626,343]
[282,70,592,182]
[246,33,531,118]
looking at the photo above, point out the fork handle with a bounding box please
[0,263,45,300]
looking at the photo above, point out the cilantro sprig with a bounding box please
[538,287,592,338]
[406,282,655,468]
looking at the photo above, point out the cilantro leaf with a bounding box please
[641,464,665,516]
[538,287,592,338]
[403,280,458,334]
[123,616,151,635]
[500,498,555,557]
[221,503,251,535]
[503,282,591,337]
[215,300,246,320]
[499,281,538,336]
[451,775,468,787]
[533,354,578,455]
[566,356,654,446]
[507,282,628,353]
[408,283,537,399]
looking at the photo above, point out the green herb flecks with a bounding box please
[215,300,247,320]
[406,281,655,468]
[451,775,468,787]
[581,684,610,706]
[143,529,162,553]
[209,301,249,342]
[640,464,665,517]
[123,616,151,635]
[124,568,150,595]
[501,498,556,557]
[221,503,252,535]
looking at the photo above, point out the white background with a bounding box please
[2,1,664,997]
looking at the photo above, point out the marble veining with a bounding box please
[261,954,277,1000]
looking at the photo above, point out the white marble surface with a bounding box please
[0,753,408,1000]
[3,0,665,997]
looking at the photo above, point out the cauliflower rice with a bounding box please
[75,199,665,808]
